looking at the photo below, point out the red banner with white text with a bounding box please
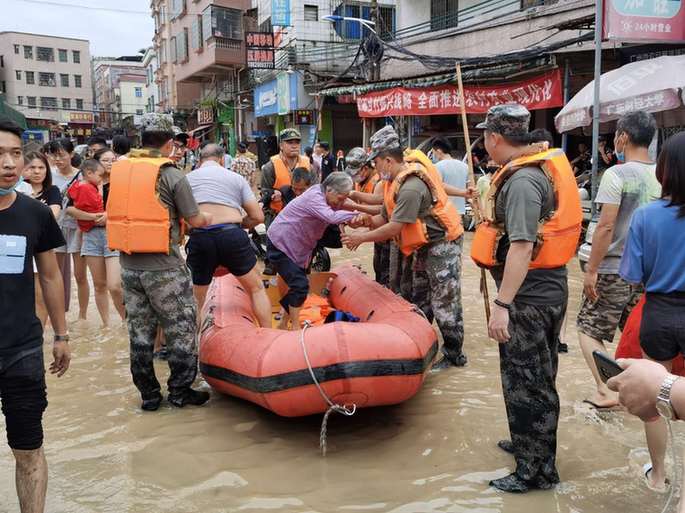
[356,70,563,118]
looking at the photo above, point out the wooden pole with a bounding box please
[455,63,491,323]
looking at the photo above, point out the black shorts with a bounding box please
[640,292,685,361]
[0,349,47,450]
[186,224,257,286]
[266,238,308,311]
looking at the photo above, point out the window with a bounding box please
[14,44,19,54]
[17,96,23,106]
[304,5,319,21]
[202,6,242,42]
[60,73,69,87]
[178,28,189,62]
[62,98,71,109]
[40,97,58,110]
[521,0,559,8]
[74,75,82,88]
[333,4,395,40]
[191,15,203,51]
[135,87,143,98]
[25,71,35,85]
[431,0,459,30]
[72,50,80,63]
[76,99,83,110]
[0,82,5,94]
[39,72,56,87]
[59,49,68,62]
[170,36,177,62]
[171,0,186,19]
[378,6,396,39]
[37,47,54,62]
[0,56,3,68]
[27,96,36,108]
[160,40,167,63]
[15,70,21,80]
[136,109,144,115]
[24,46,33,59]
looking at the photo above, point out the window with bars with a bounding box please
[25,71,35,85]
[37,47,54,62]
[62,98,71,109]
[72,50,80,63]
[40,97,58,110]
[135,87,143,98]
[15,70,21,80]
[27,96,36,108]
[39,72,56,87]
[76,99,83,110]
[202,6,243,42]
[60,74,69,87]
[75,75,82,88]
[59,49,68,62]
[24,46,33,59]
[333,4,396,40]
[304,5,318,21]
[431,0,459,30]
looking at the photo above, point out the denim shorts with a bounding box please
[55,225,82,254]
[81,227,119,258]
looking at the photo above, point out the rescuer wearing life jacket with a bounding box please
[107,113,214,412]
[341,126,467,370]
[260,128,311,227]
[471,104,582,493]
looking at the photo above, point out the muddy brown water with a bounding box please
[0,234,680,512]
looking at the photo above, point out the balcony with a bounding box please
[174,35,245,83]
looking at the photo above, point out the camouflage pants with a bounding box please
[389,243,414,301]
[499,301,565,486]
[412,238,465,363]
[121,266,198,399]
[373,241,390,288]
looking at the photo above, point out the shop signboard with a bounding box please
[295,110,314,125]
[272,0,291,27]
[246,31,275,69]
[197,107,214,125]
[604,0,685,42]
[356,70,563,118]
[69,112,94,124]
[254,73,302,118]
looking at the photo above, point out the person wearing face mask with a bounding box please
[341,126,466,370]
[577,111,662,410]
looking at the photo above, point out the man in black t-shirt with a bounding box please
[0,119,69,513]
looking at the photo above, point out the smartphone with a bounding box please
[593,351,624,383]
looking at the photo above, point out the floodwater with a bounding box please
[0,234,680,513]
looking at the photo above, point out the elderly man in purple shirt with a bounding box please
[267,172,357,330]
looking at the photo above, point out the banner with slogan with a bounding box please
[356,70,563,118]
[604,0,685,42]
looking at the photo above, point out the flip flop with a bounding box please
[582,399,622,411]
[643,463,670,493]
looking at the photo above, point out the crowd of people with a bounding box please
[1,100,685,512]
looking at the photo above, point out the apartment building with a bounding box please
[92,56,146,127]
[142,47,160,113]
[0,31,93,139]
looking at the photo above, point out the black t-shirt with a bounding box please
[0,193,65,362]
[34,185,61,207]
[321,153,336,181]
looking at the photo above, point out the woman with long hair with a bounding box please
[46,138,90,320]
[619,131,685,493]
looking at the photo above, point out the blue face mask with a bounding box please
[615,149,625,163]
[0,175,23,196]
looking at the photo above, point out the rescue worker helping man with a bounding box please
[107,113,213,412]
[341,125,467,370]
[470,104,582,493]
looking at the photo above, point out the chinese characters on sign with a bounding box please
[295,110,314,125]
[356,70,563,118]
[246,31,275,69]
[272,0,291,27]
[604,0,685,42]
[197,108,214,125]
[69,112,94,123]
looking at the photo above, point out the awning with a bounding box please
[318,56,556,97]
[0,97,27,129]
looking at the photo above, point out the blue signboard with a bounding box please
[272,0,290,27]
[254,73,300,118]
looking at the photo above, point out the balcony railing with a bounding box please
[209,36,242,50]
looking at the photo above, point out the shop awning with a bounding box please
[0,97,27,130]
[317,56,556,97]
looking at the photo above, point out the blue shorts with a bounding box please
[266,238,308,312]
[81,227,119,258]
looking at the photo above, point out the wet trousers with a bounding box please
[121,266,198,399]
[499,301,565,486]
[373,241,390,288]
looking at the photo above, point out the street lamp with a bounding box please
[322,14,377,35]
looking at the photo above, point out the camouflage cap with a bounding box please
[344,147,370,176]
[139,112,174,132]
[476,104,531,137]
[279,128,301,142]
[369,125,401,160]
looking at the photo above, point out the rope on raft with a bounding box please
[299,321,357,456]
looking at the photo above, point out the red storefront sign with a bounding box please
[69,112,93,124]
[356,70,563,118]
[604,0,685,42]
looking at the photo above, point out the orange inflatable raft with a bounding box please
[199,265,438,417]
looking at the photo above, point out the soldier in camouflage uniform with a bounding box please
[110,113,213,411]
[477,104,569,493]
[341,125,466,369]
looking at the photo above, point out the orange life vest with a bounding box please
[470,148,582,269]
[384,150,464,256]
[270,155,310,213]
[355,173,380,194]
[106,157,172,255]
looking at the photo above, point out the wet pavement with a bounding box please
[0,233,680,512]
